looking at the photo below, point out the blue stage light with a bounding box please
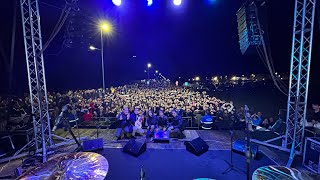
[147,0,153,6]
[208,0,216,5]
[173,0,182,6]
[112,0,121,6]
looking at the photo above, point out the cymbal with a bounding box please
[253,166,313,180]
[18,152,108,180]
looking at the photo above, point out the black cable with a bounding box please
[39,1,64,10]
[42,6,71,52]
[317,3,320,33]
[253,2,288,95]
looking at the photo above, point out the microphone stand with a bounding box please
[96,117,100,139]
[140,167,145,180]
[222,131,245,175]
[60,116,83,152]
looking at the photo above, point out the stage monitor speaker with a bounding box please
[123,139,147,157]
[185,137,209,156]
[232,140,258,159]
[83,138,104,151]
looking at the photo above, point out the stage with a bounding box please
[101,148,274,180]
[52,129,239,150]
[0,129,276,179]
[52,129,274,179]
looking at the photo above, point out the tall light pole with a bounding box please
[147,63,152,80]
[99,21,113,93]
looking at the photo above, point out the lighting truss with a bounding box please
[20,0,52,162]
[285,0,317,155]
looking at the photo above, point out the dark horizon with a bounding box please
[0,0,319,99]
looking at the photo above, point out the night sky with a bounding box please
[0,0,319,98]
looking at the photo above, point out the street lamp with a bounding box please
[98,20,113,93]
[89,45,100,51]
[147,63,152,80]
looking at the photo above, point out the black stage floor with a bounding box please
[0,130,284,179]
[101,148,274,180]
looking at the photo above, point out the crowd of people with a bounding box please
[0,83,238,131]
[1,82,319,136]
[47,83,239,125]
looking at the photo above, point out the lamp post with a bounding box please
[147,63,152,80]
[100,28,106,93]
[95,21,113,93]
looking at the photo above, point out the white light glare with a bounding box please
[112,0,121,6]
[173,0,182,6]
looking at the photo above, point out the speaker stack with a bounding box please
[236,1,261,54]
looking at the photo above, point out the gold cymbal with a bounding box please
[18,152,108,180]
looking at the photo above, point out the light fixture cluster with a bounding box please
[111,0,184,7]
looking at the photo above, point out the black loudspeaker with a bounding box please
[236,1,262,54]
[232,140,258,159]
[185,137,209,156]
[83,138,104,151]
[123,139,147,157]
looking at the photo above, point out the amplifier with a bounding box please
[303,137,320,174]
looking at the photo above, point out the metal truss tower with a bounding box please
[20,0,52,162]
[285,0,317,154]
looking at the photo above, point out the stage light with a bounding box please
[195,76,200,81]
[147,0,153,6]
[147,63,152,68]
[213,76,218,81]
[173,0,182,6]
[208,0,216,4]
[112,0,121,6]
[155,70,159,73]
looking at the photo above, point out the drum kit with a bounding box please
[18,152,108,180]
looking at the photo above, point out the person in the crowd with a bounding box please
[310,102,320,128]
[268,117,275,128]
[146,110,158,138]
[116,107,134,140]
[252,112,263,126]
[157,110,169,131]
[168,109,185,138]
[83,109,93,122]
[129,107,144,138]
[261,119,270,129]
